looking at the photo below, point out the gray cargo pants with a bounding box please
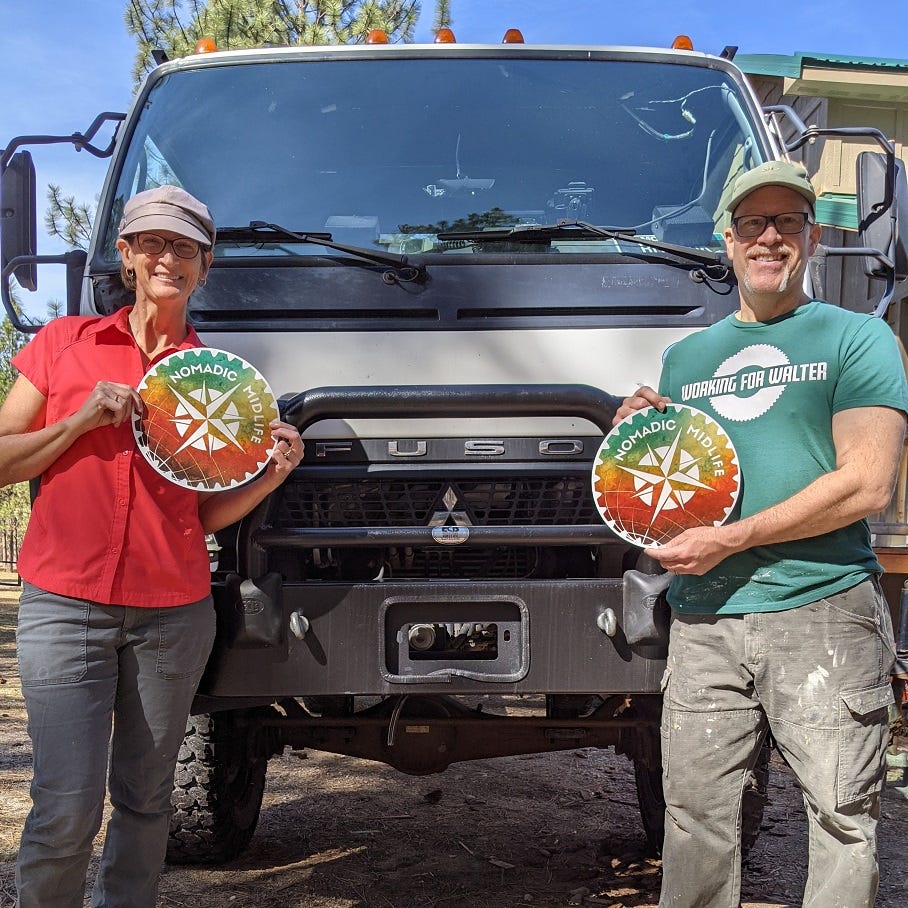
[14,583,215,908]
[659,577,895,908]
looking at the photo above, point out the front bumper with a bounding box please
[199,578,667,700]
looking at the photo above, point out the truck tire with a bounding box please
[633,741,770,856]
[167,709,270,864]
[633,759,667,855]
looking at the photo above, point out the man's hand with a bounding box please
[643,405,907,574]
[613,385,672,426]
[644,525,737,575]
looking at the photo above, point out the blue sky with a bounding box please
[2,0,907,319]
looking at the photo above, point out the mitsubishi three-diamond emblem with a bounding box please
[133,348,279,491]
[428,486,473,527]
[591,404,740,547]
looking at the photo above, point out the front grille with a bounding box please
[386,546,536,579]
[276,477,597,528]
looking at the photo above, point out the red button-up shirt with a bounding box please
[12,308,211,606]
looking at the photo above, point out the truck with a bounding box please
[3,28,906,864]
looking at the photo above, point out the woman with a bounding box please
[0,185,302,907]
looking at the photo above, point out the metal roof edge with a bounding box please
[736,51,908,79]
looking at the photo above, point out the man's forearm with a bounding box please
[722,462,896,554]
[646,405,906,575]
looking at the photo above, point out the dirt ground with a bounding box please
[2,581,907,908]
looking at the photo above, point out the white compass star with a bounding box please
[617,429,714,528]
[167,381,246,456]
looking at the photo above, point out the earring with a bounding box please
[126,267,135,281]
[198,277,207,287]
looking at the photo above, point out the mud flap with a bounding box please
[622,569,671,646]
[221,572,287,656]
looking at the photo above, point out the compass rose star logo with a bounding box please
[618,429,714,527]
[167,380,246,455]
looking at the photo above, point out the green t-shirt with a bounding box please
[658,300,908,614]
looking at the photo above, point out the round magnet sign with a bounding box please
[591,404,741,547]
[132,348,280,491]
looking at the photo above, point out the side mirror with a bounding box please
[1,150,38,291]
[856,151,908,282]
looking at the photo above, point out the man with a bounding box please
[616,161,907,907]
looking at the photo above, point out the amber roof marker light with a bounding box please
[434,28,456,43]
[671,35,694,50]
[365,29,390,44]
[502,28,525,44]
[194,37,218,54]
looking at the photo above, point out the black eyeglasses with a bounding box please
[134,233,204,259]
[731,212,813,239]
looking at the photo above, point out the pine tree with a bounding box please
[0,302,26,400]
[47,0,430,256]
[0,291,31,571]
[125,0,421,85]
[45,184,94,251]
[432,0,450,32]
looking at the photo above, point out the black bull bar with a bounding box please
[254,383,624,550]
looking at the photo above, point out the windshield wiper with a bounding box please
[438,219,730,274]
[217,221,426,284]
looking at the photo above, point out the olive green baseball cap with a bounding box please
[726,161,816,214]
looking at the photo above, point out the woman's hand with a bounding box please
[612,385,672,426]
[267,420,304,481]
[70,381,144,434]
[0,376,144,487]
[198,419,304,533]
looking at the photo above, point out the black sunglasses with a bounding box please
[731,212,813,238]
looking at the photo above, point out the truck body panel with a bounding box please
[5,37,903,863]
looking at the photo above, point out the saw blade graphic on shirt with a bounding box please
[591,404,741,547]
[132,348,279,491]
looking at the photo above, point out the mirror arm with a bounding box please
[1,251,87,334]
[763,106,895,158]
[821,246,896,318]
[763,108,901,317]
[763,103,809,140]
[761,109,897,223]
[1,112,126,170]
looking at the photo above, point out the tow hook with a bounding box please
[289,610,310,639]
[597,608,617,637]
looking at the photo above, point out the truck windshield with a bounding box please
[103,55,764,261]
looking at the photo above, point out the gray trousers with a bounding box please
[14,582,215,908]
[659,577,896,908]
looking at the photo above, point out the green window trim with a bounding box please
[815,193,858,231]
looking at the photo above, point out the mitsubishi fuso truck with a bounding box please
[3,28,905,863]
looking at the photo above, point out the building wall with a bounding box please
[745,72,907,322]
[817,100,906,196]
[741,59,908,610]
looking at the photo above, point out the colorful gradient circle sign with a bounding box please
[591,404,741,547]
[133,348,280,491]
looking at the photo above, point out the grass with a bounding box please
[0,577,18,664]
[0,578,26,864]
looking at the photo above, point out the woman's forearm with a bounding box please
[0,415,84,486]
